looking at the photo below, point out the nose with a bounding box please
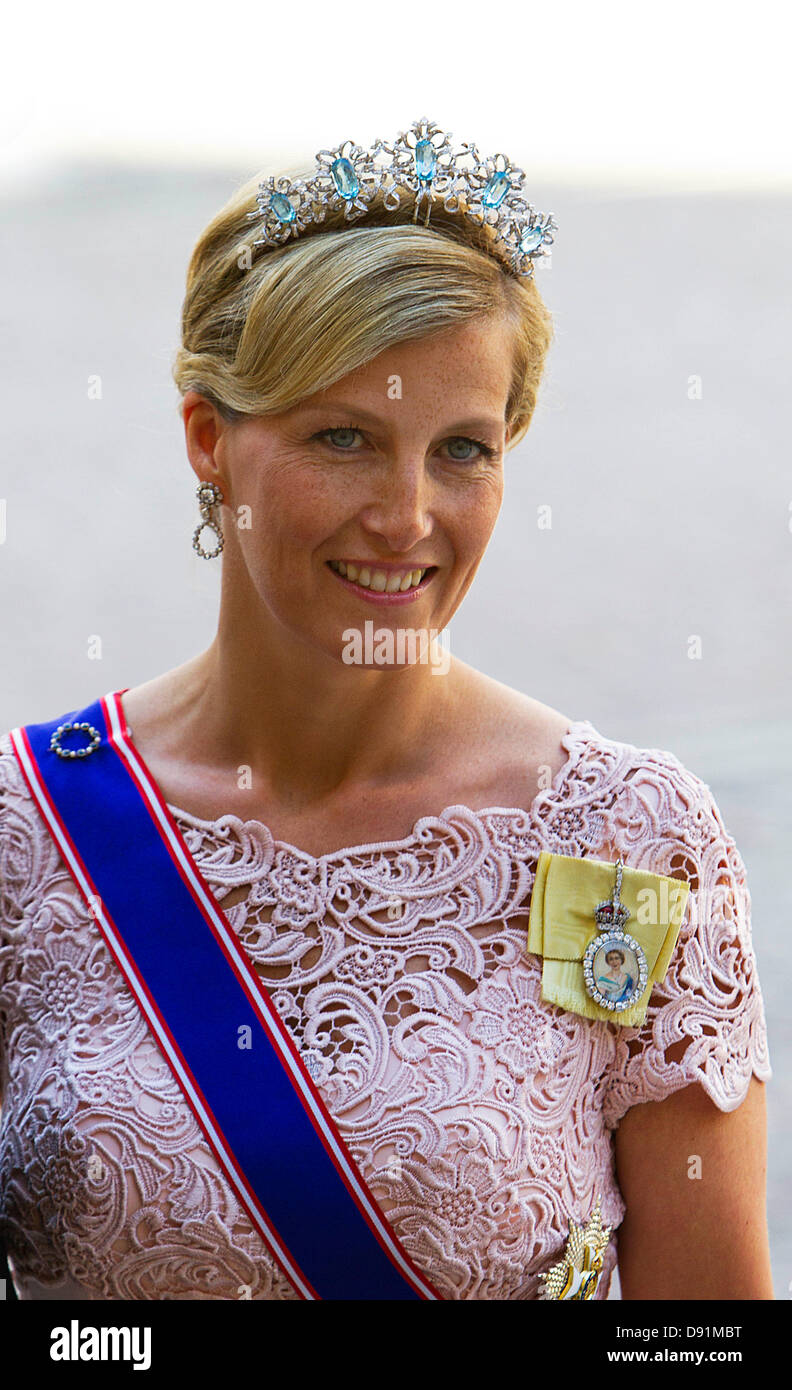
[358,457,434,554]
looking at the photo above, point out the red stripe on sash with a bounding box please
[11,721,320,1299]
[102,690,441,1301]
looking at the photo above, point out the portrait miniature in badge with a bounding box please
[588,938,643,1006]
[582,859,648,1013]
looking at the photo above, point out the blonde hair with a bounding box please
[171,164,555,450]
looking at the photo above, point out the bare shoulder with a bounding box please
[450,660,574,751]
[117,657,206,753]
[445,660,577,809]
[113,659,222,818]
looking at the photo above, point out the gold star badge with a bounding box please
[538,1194,612,1300]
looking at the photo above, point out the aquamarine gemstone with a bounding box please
[271,193,296,223]
[482,171,511,208]
[332,157,359,198]
[415,138,436,181]
[520,224,545,254]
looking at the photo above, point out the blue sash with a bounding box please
[10,691,441,1301]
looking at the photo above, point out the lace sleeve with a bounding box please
[0,730,33,1107]
[603,760,772,1129]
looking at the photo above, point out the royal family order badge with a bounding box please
[582,859,648,1013]
[538,1195,612,1300]
[525,850,690,1027]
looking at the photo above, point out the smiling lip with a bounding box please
[326,560,437,605]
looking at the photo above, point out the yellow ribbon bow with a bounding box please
[526,851,690,1026]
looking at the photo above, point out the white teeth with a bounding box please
[329,561,429,591]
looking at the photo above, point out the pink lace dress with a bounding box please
[0,712,771,1300]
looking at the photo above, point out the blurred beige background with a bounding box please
[1,168,789,1297]
[1,0,789,1302]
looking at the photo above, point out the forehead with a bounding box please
[294,315,515,421]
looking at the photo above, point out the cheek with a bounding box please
[456,479,503,547]
[244,467,348,555]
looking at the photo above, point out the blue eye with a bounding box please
[313,426,497,461]
[445,437,495,461]
[314,427,363,450]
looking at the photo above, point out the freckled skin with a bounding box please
[121,310,561,823]
[119,317,775,1300]
[194,314,512,659]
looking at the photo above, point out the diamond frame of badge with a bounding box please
[245,116,556,281]
[583,928,649,1012]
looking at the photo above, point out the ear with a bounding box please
[182,391,228,492]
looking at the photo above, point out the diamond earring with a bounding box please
[192,481,224,559]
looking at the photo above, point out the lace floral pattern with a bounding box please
[0,715,772,1299]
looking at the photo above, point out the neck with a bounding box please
[161,618,461,810]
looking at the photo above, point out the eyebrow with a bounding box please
[293,401,505,434]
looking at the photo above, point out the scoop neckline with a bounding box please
[111,689,598,865]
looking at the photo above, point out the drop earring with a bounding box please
[192,481,224,559]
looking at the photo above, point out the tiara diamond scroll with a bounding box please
[246,117,556,281]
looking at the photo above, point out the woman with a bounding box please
[596,949,636,1006]
[0,118,773,1300]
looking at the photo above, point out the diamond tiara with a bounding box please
[245,116,556,281]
